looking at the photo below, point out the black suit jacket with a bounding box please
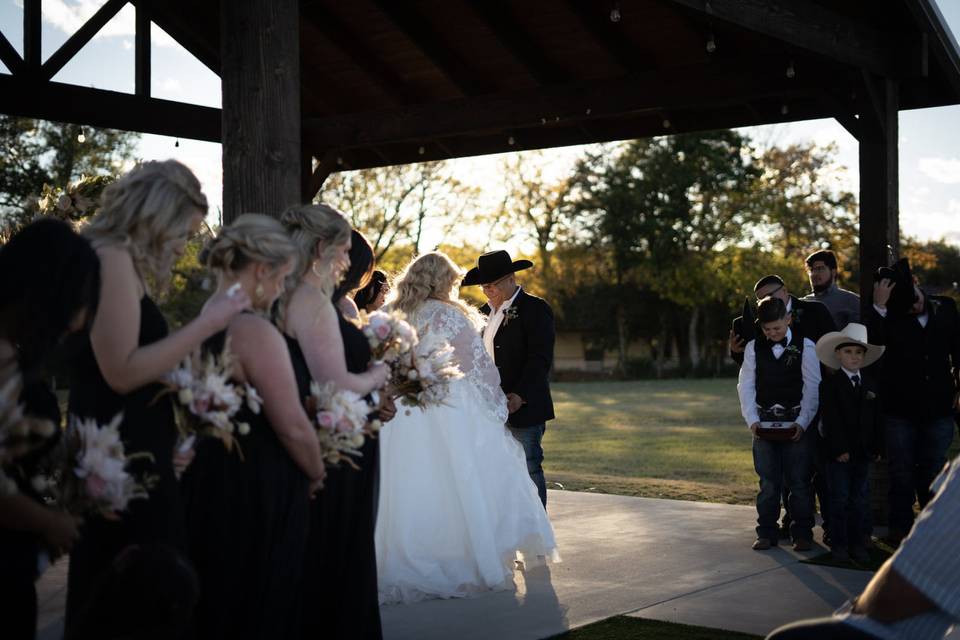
[866,294,960,420]
[481,289,555,428]
[819,369,884,460]
[731,296,837,366]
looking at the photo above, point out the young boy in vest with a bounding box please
[815,324,885,563]
[738,296,821,551]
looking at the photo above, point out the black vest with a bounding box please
[755,330,804,409]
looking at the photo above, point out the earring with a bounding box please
[255,283,265,302]
[312,260,326,278]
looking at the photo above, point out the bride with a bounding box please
[375,251,559,605]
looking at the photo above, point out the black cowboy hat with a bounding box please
[462,250,533,286]
[874,257,918,315]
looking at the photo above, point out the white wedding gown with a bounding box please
[375,299,560,605]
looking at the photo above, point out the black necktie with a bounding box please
[851,374,861,390]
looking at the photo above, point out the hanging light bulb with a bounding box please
[418,146,425,155]
[508,136,515,146]
[706,34,717,53]
[77,128,86,143]
[786,61,796,79]
[336,156,343,165]
[609,3,621,23]
[175,139,180,148]
[780,104,789,115]
[662,119,671,129]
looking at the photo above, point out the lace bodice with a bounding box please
[406,300,508,424]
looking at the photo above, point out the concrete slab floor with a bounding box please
[36,490,900,640]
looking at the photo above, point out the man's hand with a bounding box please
[506,393,524,414]
[836,452,850,463]
[378,394,397,423]
[750,422,760,437]
[729,329,746,354]
[873,278,895,309]
[790,424,804,442]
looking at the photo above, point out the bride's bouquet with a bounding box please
[390,332,463,409]
[160,337,262,454]
[51,413,154,518]
[360,309,418,364]
[0,370,58,496]
[305,381,376,469]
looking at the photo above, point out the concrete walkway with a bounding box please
[39,490,887,639]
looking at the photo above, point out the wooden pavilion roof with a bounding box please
[2,0,959,175]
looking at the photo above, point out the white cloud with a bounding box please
[160,77,182,93]
[41,1,177,47]
[918,157,960,184]
[122,39,132,50]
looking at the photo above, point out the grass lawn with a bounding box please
[548,616,761,639]
[543,379,757,505]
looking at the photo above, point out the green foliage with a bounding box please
[157,230,215,329]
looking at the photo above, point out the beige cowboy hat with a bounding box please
[815,323,885,369]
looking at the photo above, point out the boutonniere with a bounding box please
[783,344,801,367]
[865,390,876,400]
[502,305,519,327]
[791,307,804,324]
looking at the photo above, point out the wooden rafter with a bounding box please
[42,0,129,81]
[562,0,657,73]
[465,0,568,85]
[136,0,220,75]
[0,74,220,141]
[0,30,22,75]
[23,0,41,72]
[301,6,415,106]
[662,0,895,77]
[370,0,495,97]
[135,4,151,97]
[303,58,832,150]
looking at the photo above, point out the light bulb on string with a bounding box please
[780,104,789,115]
[77,128,86,143]
[418,146,425,155]
[786,61,796,79]
[508,136,515,146]
[175,139,180,148]
[706,34,717,53]
[662,119,671,129]
[609,3,621,23]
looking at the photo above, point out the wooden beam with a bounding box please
[465,0,568,85]
[304,58,833,149]
[138,0,220,75]
[371,0,496,97]
[135,4,151,97]
[563,0,657,73]
[23,0,40,74]
[42,0,128,81]
[302,151,339,203]
[904,0,960,97]
[858,78,899,315]
[0,74,220,141]
[0,30,23,75]
[221,0,301,222]
[662,0,895,77]
[301,6,415,106]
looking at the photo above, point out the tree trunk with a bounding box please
[616,302,629,375]
[656,312,669,379]
[688,306,701,371]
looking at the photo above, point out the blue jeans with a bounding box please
[826,458,870,550]
[753,429,815,541]
[509,423,547,508]
[884,414,954,533]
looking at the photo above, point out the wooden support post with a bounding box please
[221,0,301,222]
[136,5,151,97]
[858,77,900,312]
[23,0,40,74]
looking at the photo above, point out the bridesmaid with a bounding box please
[181,213,325,640]
[353,270,390,314]
[65,160,250,627]
[280,206,388,640]
[0,219,101,640]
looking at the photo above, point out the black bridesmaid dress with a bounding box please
[181,328,310,640]
[299,311,382,640]
[65,295,184,628]
[0,374,61,640]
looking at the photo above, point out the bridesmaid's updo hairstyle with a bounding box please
[390,252,479,325]
[280,203,352,295]
[200,214,297,278]
[84,160,207,289]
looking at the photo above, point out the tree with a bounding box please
[319,161,479,261]
[0,116,138,219]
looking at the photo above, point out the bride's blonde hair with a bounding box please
[390,252,481,325]
[84,160,207,290]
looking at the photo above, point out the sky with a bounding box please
[2,0,960,252]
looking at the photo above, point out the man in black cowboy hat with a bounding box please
[869,257,960,544]
[463,250,555,508]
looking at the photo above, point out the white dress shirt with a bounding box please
[874,303,929,328]
[736,328,822,430]
[482,286,522,360]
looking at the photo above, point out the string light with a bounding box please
[507,136,515,145]
[786,61,796,79]
[780,104,789,115]
[175,139,180,148]
[706,34,717,53]
[609,3,621,23]
[418,146,425,155]
[336,156,343,165]
[77,128,86,143]
[662,119,671,129]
